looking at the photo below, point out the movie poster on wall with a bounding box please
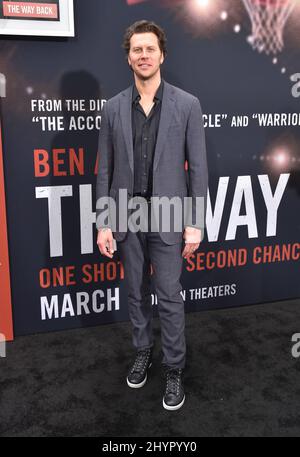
[0,0,74,36]
[1,0,300,336]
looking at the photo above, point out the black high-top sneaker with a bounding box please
[162,366,185,410]
[126,347,153,388]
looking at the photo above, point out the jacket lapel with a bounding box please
[120,84,134,174]
[153,81,175,171]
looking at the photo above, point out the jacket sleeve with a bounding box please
[96,101,114,230]
[184,97,208,237]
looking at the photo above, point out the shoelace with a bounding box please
[165,369,182,396]
[131,349,151,374]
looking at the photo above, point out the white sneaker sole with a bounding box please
[163,394,185,411]
[126,362,152,388]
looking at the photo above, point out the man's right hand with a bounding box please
[97,228,115,259]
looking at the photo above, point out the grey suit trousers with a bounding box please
[118,203,186,370]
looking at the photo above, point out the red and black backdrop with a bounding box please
[0,0,300,340]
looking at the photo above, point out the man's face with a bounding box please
[127,32,164,80]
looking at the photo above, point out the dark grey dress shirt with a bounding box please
[131,79,164,198]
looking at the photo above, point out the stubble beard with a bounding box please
[132,64,160,82]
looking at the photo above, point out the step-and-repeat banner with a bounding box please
[0,0,300,338]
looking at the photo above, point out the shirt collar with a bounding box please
[132,78,164,105]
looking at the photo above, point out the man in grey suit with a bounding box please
[96,20,208,411]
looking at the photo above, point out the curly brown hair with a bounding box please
[122,20,167,58]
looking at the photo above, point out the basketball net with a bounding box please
[242,0,296,55]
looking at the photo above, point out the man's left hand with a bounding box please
[182,226,201,258]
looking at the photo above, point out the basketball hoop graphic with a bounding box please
[242,0,296,55]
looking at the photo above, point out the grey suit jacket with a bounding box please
[96,80,208,245]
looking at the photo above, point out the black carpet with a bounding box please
[1,298,300,437]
